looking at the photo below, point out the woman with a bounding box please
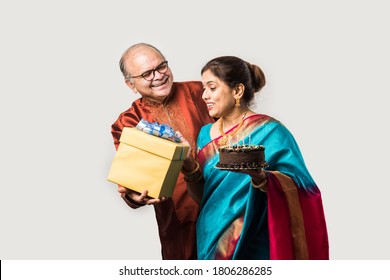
[180,56,329,260]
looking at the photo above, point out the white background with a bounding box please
[1,0,389,260]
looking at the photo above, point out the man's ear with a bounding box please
[125,79,138,94]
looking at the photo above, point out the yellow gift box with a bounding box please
[107,127,190,199]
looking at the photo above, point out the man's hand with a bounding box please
[118,187,166,205]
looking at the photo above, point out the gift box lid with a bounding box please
[119,127,189,160]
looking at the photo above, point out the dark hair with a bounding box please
[201,56,266,106]
[119,43,165,80]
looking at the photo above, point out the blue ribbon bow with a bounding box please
[136,118,181,143]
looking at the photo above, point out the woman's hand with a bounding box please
[230,168,268,191]
[242,169,267,185]
[176,130,197,172]
[176,130,204,204]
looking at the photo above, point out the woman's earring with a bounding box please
[235,97,241,107]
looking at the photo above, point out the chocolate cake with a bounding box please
[216,145,268,169]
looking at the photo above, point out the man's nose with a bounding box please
[153,70,164,80]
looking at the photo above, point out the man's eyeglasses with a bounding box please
[129,61,169,81]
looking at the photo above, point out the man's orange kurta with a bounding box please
[111,81,214,259]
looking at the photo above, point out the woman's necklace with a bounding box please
[218,112,247,146]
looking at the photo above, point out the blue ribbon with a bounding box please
[136,118,181,143]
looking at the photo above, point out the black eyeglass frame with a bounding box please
[129,61,169,81]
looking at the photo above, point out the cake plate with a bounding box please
[215,162,268,171]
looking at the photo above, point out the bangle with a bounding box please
[181,161,200,175]
[251,178,268,192]
[182,161,203,183]
[184,170,203,183]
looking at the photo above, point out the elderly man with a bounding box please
[111,43,214,259]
